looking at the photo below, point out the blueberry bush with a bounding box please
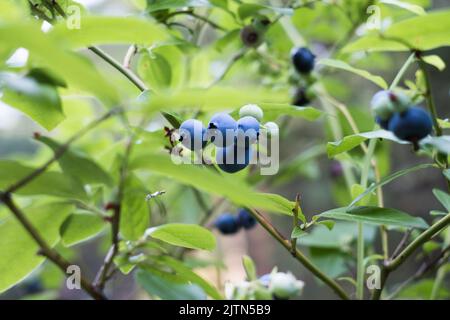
[0,0,449,300]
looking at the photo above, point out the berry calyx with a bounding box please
[291,47,315,74]
[237,209,257,229]
[214,213,240,235]
[179,119,206,151]
[388,106,432,142]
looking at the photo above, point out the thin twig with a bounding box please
[165,10,226,31]
[123,44,138,69]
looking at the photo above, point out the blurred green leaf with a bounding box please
[50,16,169,47]
[60,211,106,246]
[318,59,388,89]
[0,161,87,200]
[349,163,436,208]
[145,223,216,251]
[343,9,450,52]
[0,73,64,130]
[0,202,73,293]
[146,0,211,12]
[130,153,295,215]
[327,130,408,158]
[422,55,446,71]
[136,269,206,300]
[380,0,426,15]
[38,136,114,187]
[433,189,450,212]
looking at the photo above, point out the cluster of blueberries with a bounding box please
[291,47,316,107]
[178,104,273,173]
[371,90,433,144]
[214,209,257,235]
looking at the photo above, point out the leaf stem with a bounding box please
[88,46,148,92]
[389,52,415,90]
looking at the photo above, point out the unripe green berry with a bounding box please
[239,104,264,121]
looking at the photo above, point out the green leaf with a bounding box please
[242,255,257,281]
[298,222,377,249]
[0,160,87,200]
[0,202,73,293]
[0,73,64,130]
[317,220,335,231]
[327,130,408,158]
[240,103,322,122]
[130,153,295,215]
[433,189,450,212]
[319,206,429,229]
[291,226,307,239]
[0,22,118,105]
[50,16,169,48]
[420,135,450,154]
[145,223,216,251]
[60,211,106,246]
[397,279,450,299]
[38,137,113,187]
[161,111,183,128]
[318,59,388,89]
[380,0,426,16]
[422,55,446,71]
[343,9,450,52]
[238,3,293,20]
[137,51,172,92]
[444,169,450,181]
[136,269,206,300]
[349,163,436,208]
[157,256,223,300]
[120,174,150,241]
[138,87,289,114]
[146,0,211,12]
[309,247,348,279]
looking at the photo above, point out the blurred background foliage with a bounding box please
[0,0,449,300]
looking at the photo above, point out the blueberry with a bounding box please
[239,104,264,121]
[216,143,252,173]
[237,209,257,229]
[179,119,206,151]
[371,90,410,121]
[207,113,237,147]
[236,116,260,148]
[388,107,433,142]
[375,116,390,130]
[214,213,240,235]
[292,87,311,106]
[259,274,271,287]
[291,47,315,74]
[240,25,262,47]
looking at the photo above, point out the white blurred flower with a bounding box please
[269,272,305,299]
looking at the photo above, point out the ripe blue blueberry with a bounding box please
[214,213,240,235]
[291,47,315,74]
[237,209,257,229]
[388,107,433,142]
[292,87,311,106]
[179,119,206,151]
[236,116,260,147]
[375,116,390,130]
[207,112,237,147]
[259,274,271,287]
[216,143,252,173]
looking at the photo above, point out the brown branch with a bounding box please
[0,192,106,300]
